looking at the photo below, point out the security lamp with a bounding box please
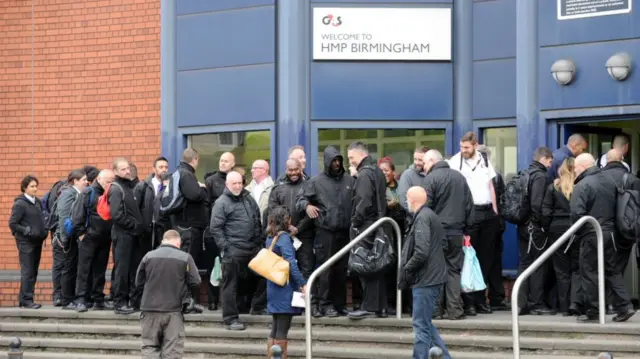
[550,59,576,86]
[606,52,632,81]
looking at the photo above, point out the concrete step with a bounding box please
[0,338,625,359]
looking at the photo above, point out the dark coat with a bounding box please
[352,155,387,229]
[266,175,314,239]
[109,176,144,235]
[570,166,617,235]
[176,162,209,229]
[9,195,48,243]
[209,188,263,257]
[266,232,306,314]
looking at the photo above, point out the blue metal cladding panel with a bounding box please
[539,40,640,111]
[177,64,276,127]
[311,0,451,3]
[311,62,453,120]
[539,2,640,46]
[473,0,516,60]
[177,0,274,16]
[177,6,275,71]
[473,59,516,119]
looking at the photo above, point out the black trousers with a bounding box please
[516,225,548,310]
[220,254,266,322]
[463,206,501,307]
[438,234,464,317]
[604,232,633,313]
[176,226,205,304]
[111,230,136,307]
[351,224,387,312]
[314,228,348,310]
[549,225,580,313]
[129,234,154,308]
[270,314,294,340]
[296,236,315,281]
[59,238,79,306]
[75,233,111,304]
[51,231,63,302]
[16,238,44,305]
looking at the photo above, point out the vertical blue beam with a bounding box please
[516,0,539,170]
[453,1,473,147]
[160,0,178,169]
[276,0,311,173]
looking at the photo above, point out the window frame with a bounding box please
[310,120,452,176]
[180,122,277,179]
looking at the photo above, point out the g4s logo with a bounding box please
[322,14,342,27]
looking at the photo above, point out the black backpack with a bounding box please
[613,173,640,242]
[500,170,531,225]
[159,170,185,216]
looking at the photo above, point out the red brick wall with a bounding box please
[0,0,161,306]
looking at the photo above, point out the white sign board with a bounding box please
[558,0,632,20]
[312,7,452,61]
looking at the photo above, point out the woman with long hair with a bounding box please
[542,157,580,316]
[265,206,306,359]
[9,175,49,309]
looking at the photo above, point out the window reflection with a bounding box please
[483,127,517,181]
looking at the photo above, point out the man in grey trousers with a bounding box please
[135,230,201,358]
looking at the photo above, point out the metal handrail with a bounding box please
[305,217,402,359]
[511,215,605,359]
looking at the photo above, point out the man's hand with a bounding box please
[289,225,298,236]
[198,182,206,188]
[349,166,358,177]
[306,205,320,219]
[300,285,307,295]
[388,200,398,208]
[79,234,85,242]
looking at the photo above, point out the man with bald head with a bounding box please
[549,134,588,181]
[72,169,115,312]
[571,153,633,322]
[205,152,236,210]
[399,186,450,359]
[599,134,630,170]
[600,149,639,322]
[210,171,265,330]
[422,149,474,319]
[266,159,315,279]
[246,159,274,223]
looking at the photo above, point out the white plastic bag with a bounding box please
[461,245,486,293]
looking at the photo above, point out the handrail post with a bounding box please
[511,216,605,359]
[305,217,402,359]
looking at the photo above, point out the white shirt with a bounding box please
[599,153,630,171]
[73,186,81,194]
[448,151,496,205]
[251,180,267,204]
[151,177,162,196]
[24,194,35,204]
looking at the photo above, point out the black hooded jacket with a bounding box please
[71,181,111,237]
[109,175,144,235]
[204,170,228,213]
[422,161,474,235]
[525,161,550,227]
[209,188,263,257]
[352,155,387,229]
[176,162,209,229]
[570,166,617,235]
[603,161,640,191]
[9,195,48,242]
[296,146,354,232]
[266,174,314,239]
[134,174,161,233]
[541,183,571,232]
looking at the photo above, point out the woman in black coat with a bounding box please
[8,175,49,309]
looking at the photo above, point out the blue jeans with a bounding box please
[412,285,451,359]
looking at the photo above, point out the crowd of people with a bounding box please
[8,131,639,359]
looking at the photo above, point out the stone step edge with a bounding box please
[2,309,638,335]
[0,350,609,359]
[0,332,637,353]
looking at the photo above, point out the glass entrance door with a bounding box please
[561,124,625,166]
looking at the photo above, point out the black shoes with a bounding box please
[612,308,636,323]
[19,302,41,309]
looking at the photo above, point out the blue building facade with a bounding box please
[160,0,639,290]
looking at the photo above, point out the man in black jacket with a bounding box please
[109,157,144,315]
[210,171,265,331]
[398,186,450,359]
[296,146,354,318]
[266,159,314,279]
[600,149,637,322]
[571,153,634,322]
[73,169,115,312]
[516,146,554,316]
[422,149,473,320]
[347,141,388,320]
[276,145,311,182]
[136,229,201,358]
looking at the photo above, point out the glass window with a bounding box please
[483,127,517,181]
[188,130,271,183]
[317,128,446,174]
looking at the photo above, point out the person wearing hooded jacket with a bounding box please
[296,146,354,318]
[9,175,49,309]
[265,159,315,280]
[210,171,266,331]
[397,146,429,214]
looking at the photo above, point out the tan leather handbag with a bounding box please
[248,232,290,286]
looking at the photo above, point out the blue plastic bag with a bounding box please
[461,245,486,293]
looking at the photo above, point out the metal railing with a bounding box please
[511,216,605,359]
[305,217,402,359]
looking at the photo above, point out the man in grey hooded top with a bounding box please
[397,146,429,212]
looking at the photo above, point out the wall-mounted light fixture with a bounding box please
[550,59,577,85]
[606,52,633,81]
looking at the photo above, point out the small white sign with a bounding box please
[557,0,632,20]
[312,7,452,61]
